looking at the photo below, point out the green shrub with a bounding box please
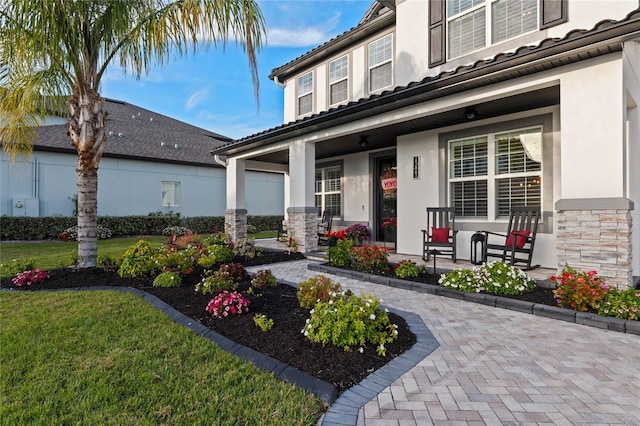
[153,271,182,287]
[97,254,120,272]
[297,275,343,309]
[205,245,235,264]
[327,239,353,268]
[351,244,389,274]
[394,260,419,279]
[233,238,257,259]
[156,250,195,275]
[196,269,238,294]
[253,314,274,331]
[476,261,536,295]
[597,287,640,320]
[0,258,36,276]
[552,265,609,312]
[439,269,480,292]
[196,254,217,269]
[251,270,278,289]
[302,293,398,356]
[117,240,158,278]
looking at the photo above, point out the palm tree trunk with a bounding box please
[67,86,107,268]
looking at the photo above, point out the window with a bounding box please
[368,34,393,92]
[412,156,420,180]
[447,0,537,59]
[448,127,541,219]
[315,165,342,217]
[162,181,181,206]
[329,55,349,105]
[297,72,313,116]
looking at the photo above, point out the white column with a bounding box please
[226,157,246,210]
[288,141,318,252]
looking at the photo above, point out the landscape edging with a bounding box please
[307,263,637,335]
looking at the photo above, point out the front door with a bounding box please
[376,157,397,242]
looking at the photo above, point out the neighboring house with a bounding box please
[213,0,640,288]
[1,99,284,218]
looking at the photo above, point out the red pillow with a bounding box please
[431,227,450,243]
[506,230,531,249]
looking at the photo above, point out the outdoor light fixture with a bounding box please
[464,107,478,120]
[359,136,369,148]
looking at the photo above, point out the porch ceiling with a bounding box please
[251,85,559,165]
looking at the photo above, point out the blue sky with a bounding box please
[100,1,374,140]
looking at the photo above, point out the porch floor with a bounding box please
[255,238,556,284]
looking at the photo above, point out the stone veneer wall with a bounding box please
[556,209,632,288]
[225,209,247,243]
[287,207,319,253]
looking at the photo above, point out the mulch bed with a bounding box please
[0,251,417,393]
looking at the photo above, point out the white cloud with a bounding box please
[265,12,342,48]
[185,87,211,111]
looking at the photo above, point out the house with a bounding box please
[1,99,284,218]
[211,0,640,288]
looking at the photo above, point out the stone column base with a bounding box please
[287,207,320,253]
[556,205,633,288]
[225,209,248,243]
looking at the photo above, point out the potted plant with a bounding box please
[344,224,370,246]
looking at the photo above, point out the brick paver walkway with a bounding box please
[247,247,640,426]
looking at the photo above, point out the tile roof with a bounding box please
[216,8,640,155]
[35,98,231,166]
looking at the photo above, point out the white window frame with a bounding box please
[447,0,538,60]
[315,165,342,219]
[297,71,313,117]
[368,33,393,93]
[329,55,349,106]
[448,126,542,220]
[161,181,181,207]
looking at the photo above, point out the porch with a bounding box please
[254,237,555,284]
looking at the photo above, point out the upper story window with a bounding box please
[368,33,393,93]
[448,127,542,219]
[447,0,537,59]
[329,55,349,106]
[297,72,313,116]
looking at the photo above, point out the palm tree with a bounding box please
[0,0,265,267]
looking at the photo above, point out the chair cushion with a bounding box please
[431,227,450,243]
[506,230,531,249]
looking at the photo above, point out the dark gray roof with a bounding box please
[35,98,231,166]
[217,8,640,156]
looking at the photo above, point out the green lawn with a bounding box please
[0,291,324,425]
[0,231,278,279]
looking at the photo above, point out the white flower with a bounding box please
[358,347,364,353]
[369,314,376,320]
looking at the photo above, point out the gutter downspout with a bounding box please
[213,154,228,167]
[274,76,286,89]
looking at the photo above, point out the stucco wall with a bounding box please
[1,151,284,217]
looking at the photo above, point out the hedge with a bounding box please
[0,215,284,241]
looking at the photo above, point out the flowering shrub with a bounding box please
[58,225,112,241]
[1,258,36,276]
[246,224,258,234]
[202,245,235,265]
[324,230,347,240]
[253,314,274,331]
[156,250,194,276]
[597,287,640,320]
[394,260,418,279]
[439,262,535,295]
[327,239,353,268]
[197,272,237,294]
[118,240,158,278]
[206,291,251,318]
[552,265,609,312]
[12,269,48,287]
[203,232,229,247]
[344,224,370,242]
[439,269,480,292]
[297,275,343,309]
[351,244,389,274]
[476,261,536,295]
[250,270,278,289]
[302,293,398,356]
[153,271,182,288]
[217,262,248,282]
[382,218,397,231]
[162,226,191,237]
